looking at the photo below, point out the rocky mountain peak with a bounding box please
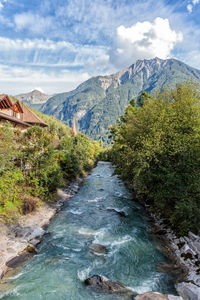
[41,57,200,143]
[15,90,51,105]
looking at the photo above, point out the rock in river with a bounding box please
[107,208,127,217]
[89,243,107,254]
[84,275,134,296]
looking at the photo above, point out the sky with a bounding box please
[0,0,200,95]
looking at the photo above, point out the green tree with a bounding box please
[137,91,152,107]
[111,82,200,235]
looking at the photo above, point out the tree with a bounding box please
[137,91,152,107]
[111,82,200,235]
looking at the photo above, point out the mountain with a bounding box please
[41,58,200,143]
[16,90,51,111]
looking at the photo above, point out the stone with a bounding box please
[89,243,107,255]
[107,208,127,217]
[186,271,200,286]
[14,226,32,238]
[135,292,168,300]
[28,227,45,241]
[188,232,199,242]
[6,252,33,268]
[29,238,41,247]
[180,250,195,261]
[57,189,71,200]
[176,282,200,300]
[193,241,200,253]
[84,275,134,296]
[181,244,190,253]
[167,295,183,300]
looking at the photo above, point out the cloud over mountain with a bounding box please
[110,18,183,68]
[0,0,200,94]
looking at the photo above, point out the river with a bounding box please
[0,162,177,299]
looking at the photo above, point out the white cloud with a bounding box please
[0,63,90,94]
[187,0,200,12]
[192,0,200,4]
[0,35,114,94]
[14,12,53,35]
[0,36,73,51]
[13,0,180,43]
[34,87,45,93]
[0,36,110,71]
[109,17,183,68]
[0,0,7,10]
[187,4,193,13]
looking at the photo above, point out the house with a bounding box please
[0,94,47,130]
[20,103,48,128]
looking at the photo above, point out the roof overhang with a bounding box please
[0,112,30,127]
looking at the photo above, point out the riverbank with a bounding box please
[149,213,200,299]
[0,176,84,280]
[0,162,199,300]
[0,162,182,299]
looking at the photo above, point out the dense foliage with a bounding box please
[111,82,200,236]
[0,113,101,222]
[41,58,200,143]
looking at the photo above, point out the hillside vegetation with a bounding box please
[41,58,200,143]
[110,82,200,236]
[0,111,101,223]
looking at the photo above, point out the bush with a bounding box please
[21,195,39,214]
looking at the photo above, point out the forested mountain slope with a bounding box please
[41,58,200,142]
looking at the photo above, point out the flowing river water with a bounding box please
[0,162,177,299]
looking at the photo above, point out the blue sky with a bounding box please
[0,0,200,94]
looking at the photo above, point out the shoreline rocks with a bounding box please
[176,282,200,300]
[149,213,200,300]
[0,177,84,281]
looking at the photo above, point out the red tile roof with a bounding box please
[21,103,48,127]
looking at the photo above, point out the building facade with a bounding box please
[0,94,47,130]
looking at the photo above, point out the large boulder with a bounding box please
[135,293,183,300]
[6,252,33,268]
[176,282,200,300]
[135,292,168,300]
[84,275,134,296]
[89,243,107,255]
